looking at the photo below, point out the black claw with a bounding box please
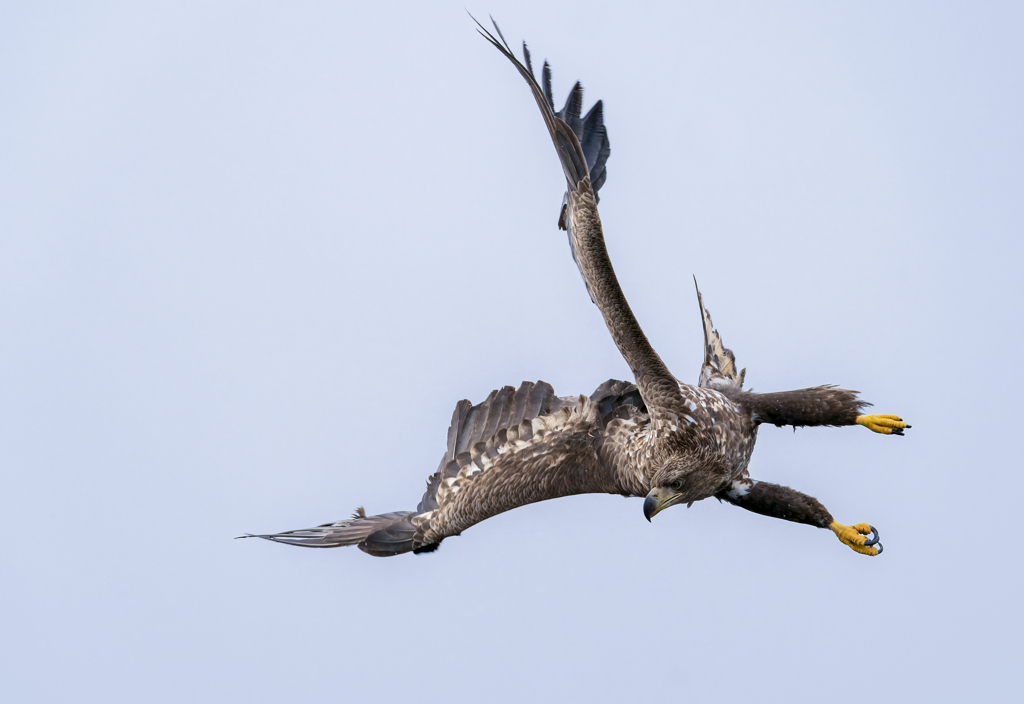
[906,425,912,429]
[893,428,905,436]
[875,542,883,555]
[863,525,880,547]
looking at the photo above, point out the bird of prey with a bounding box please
[241,20,909,558]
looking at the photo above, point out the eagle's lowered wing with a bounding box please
[243,380,642,555]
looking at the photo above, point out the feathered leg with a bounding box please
[735,387,910,435]
[718,478,882,556]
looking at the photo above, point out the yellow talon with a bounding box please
[856,414,910,435]
[830,521,881,556]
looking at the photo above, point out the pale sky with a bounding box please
[2,2,1021,702]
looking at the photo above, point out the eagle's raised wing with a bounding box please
[473,18,611,304]
[241,380,646,556]
[694,278,745,390]
[476,18,693,431]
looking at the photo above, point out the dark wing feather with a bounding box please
[559,80,584,137]
[581,101,610,192]
[509,381,534,427]
[474,18,587,186]
[482,385,513,441]
[474,16,610,201]
[418,398,471,512]
[542,60,555,113]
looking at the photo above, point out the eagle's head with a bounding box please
[644,456,724,521]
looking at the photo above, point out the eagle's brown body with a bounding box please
[242,20,906,558]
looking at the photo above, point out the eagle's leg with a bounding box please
[717,478,882,556]
[739,388,910,436]
[855,414,910,436]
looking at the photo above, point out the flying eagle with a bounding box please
[241,20,909,558]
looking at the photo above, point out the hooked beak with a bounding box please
[643,487,683,521]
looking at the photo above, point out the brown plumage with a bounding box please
[239,20,908,558]
[740,386,868,428]
[243,379,647,555]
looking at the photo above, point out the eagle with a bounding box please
[241,20,909,558]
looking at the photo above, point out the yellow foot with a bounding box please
[830,521,882,556]
[856,414,910,436]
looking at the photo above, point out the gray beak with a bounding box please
[643,495,658,522]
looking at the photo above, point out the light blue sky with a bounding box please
[2,2,1021,702]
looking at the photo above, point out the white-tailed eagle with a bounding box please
[241,19,909,558]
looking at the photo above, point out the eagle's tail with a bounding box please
[237,508,425,557]
[694,277,746,389]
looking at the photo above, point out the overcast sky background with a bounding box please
[2,2,1022,702]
